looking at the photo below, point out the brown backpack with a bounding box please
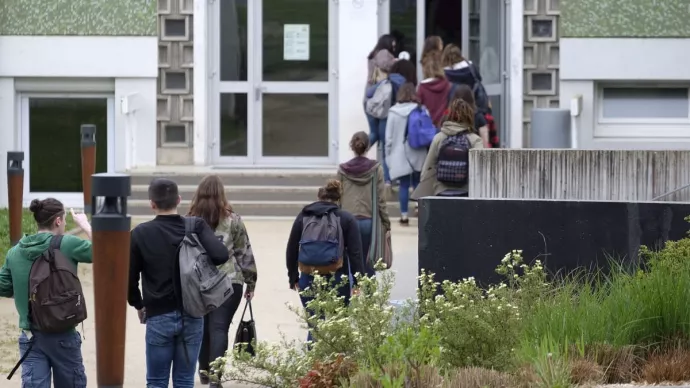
[28,234,87,333]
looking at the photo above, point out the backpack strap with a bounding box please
[50,234,64,251]
[467,62,480,86]
[184,216,194,237]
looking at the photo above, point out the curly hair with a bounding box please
[446,98,475,130]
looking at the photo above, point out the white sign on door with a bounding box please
[283,24,310,61]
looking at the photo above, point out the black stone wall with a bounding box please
[418,198,690,285]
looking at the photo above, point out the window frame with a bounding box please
[595,83,690,138]
[19,93,116,209]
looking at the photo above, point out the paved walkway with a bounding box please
[0,219,419,387]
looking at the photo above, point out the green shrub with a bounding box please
[1,208,77,267]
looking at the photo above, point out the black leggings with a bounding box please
[198,283,244,375]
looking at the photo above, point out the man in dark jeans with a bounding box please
[128,178,229,387]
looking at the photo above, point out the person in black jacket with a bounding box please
[286,179,364,341]
[128,178,229,388]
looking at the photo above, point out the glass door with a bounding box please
[467,0,507,147]
[254,0,336,165]
[212,0,335,166]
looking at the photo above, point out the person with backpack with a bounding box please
[187,175,257,386]
[413,98,484,199]
[441,44,499,148]
[286,180,363,341]
[364,35,398,186]
[128,178,229,388]
[417,56,453,128]
[0,198,92,388]
[338,132,391,275]
[441,84,491,148]
[384,83,429,225]
[390,58,417,86]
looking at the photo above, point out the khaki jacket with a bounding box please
[412,121,484,199]
[338,161,391,231]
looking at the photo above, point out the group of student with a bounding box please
[364,34,499,221]
[0,175,258,388]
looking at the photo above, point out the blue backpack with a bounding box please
[406,105,437,149]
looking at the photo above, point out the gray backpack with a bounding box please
[297,212,345,275]
[365,80,393,119]
[178,217,234,318]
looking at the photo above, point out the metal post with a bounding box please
[7,152,24,246]
[91,173,131,388]
[80,124,97,214]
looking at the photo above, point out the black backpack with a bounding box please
[436,134,471,185]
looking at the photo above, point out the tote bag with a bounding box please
[234,300,256,356]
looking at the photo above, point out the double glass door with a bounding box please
[212,0,336,165]
[381,0,507,146]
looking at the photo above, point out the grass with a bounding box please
[0,208,78,267]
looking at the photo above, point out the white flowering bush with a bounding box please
[215,253,550,387]
[416,250,548,370]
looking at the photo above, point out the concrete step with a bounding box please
[130,185,320,202]
[127,199,415,218]
[129,171,335,187]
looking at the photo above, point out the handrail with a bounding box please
[652,183,690,201]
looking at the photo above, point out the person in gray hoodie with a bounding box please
[385,82,427,225]
[365,34,398,185]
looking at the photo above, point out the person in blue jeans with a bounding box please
[0,198,93,388]
[286,180,364,342]
[128,178,229,387]
[384,82,427,225]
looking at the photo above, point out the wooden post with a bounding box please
[7,152,24,246]
[80,124,97,214]
[91,173,131,388]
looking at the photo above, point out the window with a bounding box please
[596,85,690,138]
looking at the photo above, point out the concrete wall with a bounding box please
[0,0,156,36]
[469,150,690,202]
[561,0,690,38]
[418,197,690,285]
[0,36,158,208]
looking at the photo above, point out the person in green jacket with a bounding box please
[0,198,93,388]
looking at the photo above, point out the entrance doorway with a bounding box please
[210,0,337,166]
[379,0,508,147]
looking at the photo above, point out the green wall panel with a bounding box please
[0,0,157,36]
[562,0,690,38]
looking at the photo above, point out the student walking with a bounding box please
[338,132,391,275]
[0,198,93,388]
[286,180,364,340]
[128,178,229,388]
[385,83,427,224]
[417,57,452,128]
[365,34,398,186]
[442,84,491,148]
[413,98,484,199]
[188,175,258,386]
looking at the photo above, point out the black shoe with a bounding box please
[399,217,409,226]
[200,374,210,385]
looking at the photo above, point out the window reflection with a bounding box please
[29,98,108,192]
[263,0,328,82]
[262,94,329,157]
[220,0,248,81]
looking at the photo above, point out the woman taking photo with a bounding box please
[338,131,391,275]
[188,175,258,386]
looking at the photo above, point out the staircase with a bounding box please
[128,169,409,219]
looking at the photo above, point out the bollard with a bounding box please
[7,152,24,246]
[80,124,97,214]
[91,173,131,388]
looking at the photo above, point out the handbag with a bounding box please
[233,300,256,357]
[370,166,393,270]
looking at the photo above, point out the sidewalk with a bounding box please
[0,219,419,387]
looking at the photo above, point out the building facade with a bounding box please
[559,0,690,150]
[2,0,686,209]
